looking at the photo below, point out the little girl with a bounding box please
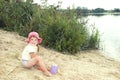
[21,31,51,76]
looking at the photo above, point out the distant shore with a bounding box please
[88,12,120,15]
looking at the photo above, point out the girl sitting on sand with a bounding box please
[21,31,51,76]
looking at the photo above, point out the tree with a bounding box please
[92,8,105,13]
[76,7,90,16]
[112,8,120,12]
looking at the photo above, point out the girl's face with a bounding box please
[29,36,38,45]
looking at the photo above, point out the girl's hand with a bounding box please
[30,52,37,58]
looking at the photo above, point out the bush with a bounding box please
[0,0,34,36]
[38,9,89,53]
[0,0,100,54]
[88,27,100,49]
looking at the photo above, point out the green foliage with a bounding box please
[112,8,120,12]
[92,8,105,13]
[0,1,34,36]
[41,16,88,53]
[0,0,100,54]
[76,7,90,16]
[88,27,100,49]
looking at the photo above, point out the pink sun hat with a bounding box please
[25,31,42,44]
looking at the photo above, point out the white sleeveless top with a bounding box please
[22,44,37,60]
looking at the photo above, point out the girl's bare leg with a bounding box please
[25,56,51,76]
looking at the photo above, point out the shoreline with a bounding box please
[98,50,120,63]
[88,12,120,15]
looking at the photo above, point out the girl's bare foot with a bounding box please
[37,68,52,76]
[44,71,52,77]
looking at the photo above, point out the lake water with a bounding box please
[86,14,120,61]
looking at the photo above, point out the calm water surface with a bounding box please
[86,14,120,61]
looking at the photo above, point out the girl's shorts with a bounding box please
[22,59,28,67]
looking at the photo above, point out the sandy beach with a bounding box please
[0,29,120,80]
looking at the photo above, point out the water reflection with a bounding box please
[89,13,105,17]
[82,13,120,17]
[86,14,120,61]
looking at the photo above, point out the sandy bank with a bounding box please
[0,29,120,80]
